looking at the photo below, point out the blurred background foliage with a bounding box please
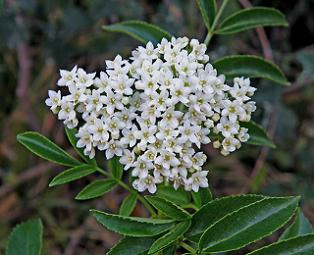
[0,0,313,254]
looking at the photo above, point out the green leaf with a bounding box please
[199,196,300,252]
[149,221,191,254]
[17,131,81,167]
[145,196,191,221]
[213,55,290,86]
[75,179,117,200]
[161,245,176,255]
[246,234,314,255]
[217,7,288,34]
[65,127,96,165]
[196,0,216,29]
[191,187,213,208]
[188,194,265,240]
[241,121,276,148]
[156,186,191,205]
[91,210,175,237]
[108,156,124,179]
[5,218,43,255]
[102,20,172,45]
[49,164,97,187]
[107,236,157,255]
[119,194,138,216]
[279,208,313,240]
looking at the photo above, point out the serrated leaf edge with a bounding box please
[217,7,288,34]
[102,20,172,44]
[5,218,43,255]
[246,233,314,255]
[148,221,192,254]
[145,195,191,220]
[199,196,300,252]
[49,164,97,187]
[17,131,81,167]
[213,55,290,86]
[91,210,175,237]
[75,179,117,200]
[189,194,266,238]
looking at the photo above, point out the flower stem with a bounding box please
[96,167,157,216]
[180,242,196,254]
[204,0,230,46]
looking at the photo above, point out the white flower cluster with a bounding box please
[45,37,256,193]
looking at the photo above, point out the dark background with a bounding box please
[0,0,314,254]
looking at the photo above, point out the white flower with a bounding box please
[217,117,239,138]
[66,85,87,103]
[47,37,257,193]
[105,140,123,159]
[160,108,183,128]
[94,71,109,92]
[112,74,134,95]
[120,149,135,170]
[170,78,190,104]
[133,175,157,193]
[186,171,209,192]
[221,99,246,123]
[132,157,153,178]
[121,126,138,147]
[178,122,200,145]
[76,68,95,88]
[136,42,158,60]
[155,149,179,169]
[58,100,76,120]
[57,66,77,86]
[76,126,93,151]
[45,90,61,111]
[86,90,105,112]
[103,90,124,114]
[88,118,109,142]
[222,137,240,152]
[156,124,179,140]
[135,124,157,149]
[238,127,250,142]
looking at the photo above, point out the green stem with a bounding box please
[96,167,157,216]
[180,242,196,254]
[204,0,230,46]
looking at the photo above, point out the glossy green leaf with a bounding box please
[280,208,313,240]
[161,245,176,255]
[75,179,117,200]
[102,20,171,45]
[49,164,97,187]
[91,210,175,237]
[156,186,191,205]
[213,55,290,86]
[145,196,191,221]
[107,236,156,255]
[17,131,81,167]
[191,187,213,208]
[65,127,96,165]
[246,234,314,255]
[119,193,138,216]
[108,156,124,179]
[149,221,191,254]
[217,7,288,34]
[5,218,43,255]
[199,196,300,252]
[196,0,216,29]
[188,194,265,240]
[241,121,276,148]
